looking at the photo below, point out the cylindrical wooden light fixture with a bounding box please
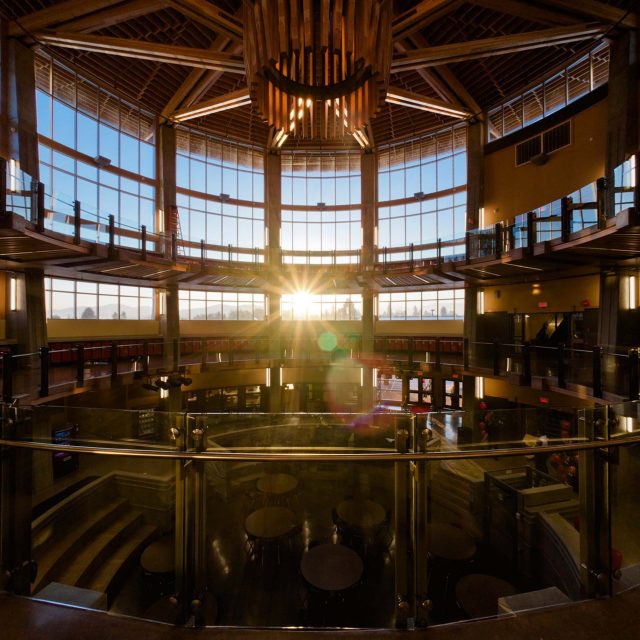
[243,0,392,145]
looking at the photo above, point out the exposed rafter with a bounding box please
[392,0,462,41]
[166,0,243,40]
[469,0,577,25]
[407,32,482,117]
[171,88,251,122]
[391,23,607,71]
[34,31,246,73]
[386,86,473,119]
[8,0,122,36]
[54,0,168,34]
[538,0,637,29]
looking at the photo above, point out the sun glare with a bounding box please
[292,290,313,319]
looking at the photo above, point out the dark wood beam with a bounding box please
[469,0,576,25]
[8,0,121,36]
[392,0,462,41]
[539,0,637,29]
[34,31,246,73]
[407,33,483,117]
[166,0,243,40]
[56,0,168,34]
[392,23,607,71]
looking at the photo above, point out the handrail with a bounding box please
[1,432,638,461]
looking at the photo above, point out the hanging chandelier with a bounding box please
[243,0,392,148]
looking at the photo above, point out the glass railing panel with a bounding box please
[565,348,593,389]
[11,352,42,403]
[6,164,33,220]
[9,405,186,451]
[0,403,182,619]
[602,352,630,397]
[422,445,595,624]
[198,455,398,628]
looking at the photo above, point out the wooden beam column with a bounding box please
[5,39,39,179]
[361,151,377,268]
[265,151,283,412]
[157,122,177,256]
[605,31,639,215]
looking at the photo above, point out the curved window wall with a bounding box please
[178,289,265,320]
[175,129,264,262]
[377,290,464,320]
[281,151,361,264]
[377,125,467,262]
[280,293,363,320]
[487,42,609,142]
[35,55,156,248]
[45,278,154,320]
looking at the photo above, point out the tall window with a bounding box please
[377,290,464,320]
[175,129,264,262]
[35,55,156,248]
[377,125,467,262]
[280,294,362,320]
[45,278,154,320]
[487,42,609,141]
[178,290,265,320]
[281,151,361,264]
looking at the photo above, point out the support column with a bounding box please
[265,152,281,267]
[605,31,639,215]
[6,270,47,356]
[160,283,181,411]
[4,39,39,178]
[361,151,377,268]
[361,287,375,411]
[157,123,177,256]
[267,291,282,413]
[598,270,620,350]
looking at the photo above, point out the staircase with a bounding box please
[32,483,160,606]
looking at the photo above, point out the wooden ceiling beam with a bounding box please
[394,41,459,103]
[56,0,168,34]
[386,86,473,118]
[170,88,251,122]
[407,33,483,117]
[35,31,246,73]
[392,23,607,71]
[538,0,637,29]
[469,0,577,25]
[392,0,462,41]
[165,0,243,40]
[8,0,122,36]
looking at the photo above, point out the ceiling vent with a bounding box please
[515,120,571,167]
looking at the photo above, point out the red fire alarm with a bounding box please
[539,396,550,404]
[537,301,548,308]
[581,299,591,307]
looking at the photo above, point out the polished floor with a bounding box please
[4,585,640,640]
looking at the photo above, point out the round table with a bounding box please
[336,498,386,529]
[244,506,298,540]
[301,543,363,592]
[427,523,477,561]
[455,574,518,618]
[141,536,174,574]
[257,473,298,496]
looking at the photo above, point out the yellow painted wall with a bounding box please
[483,274,599,314]
[0,320,5,340]
[47,319,160,339]
[484,98,607,225]
[375,320,463,336]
